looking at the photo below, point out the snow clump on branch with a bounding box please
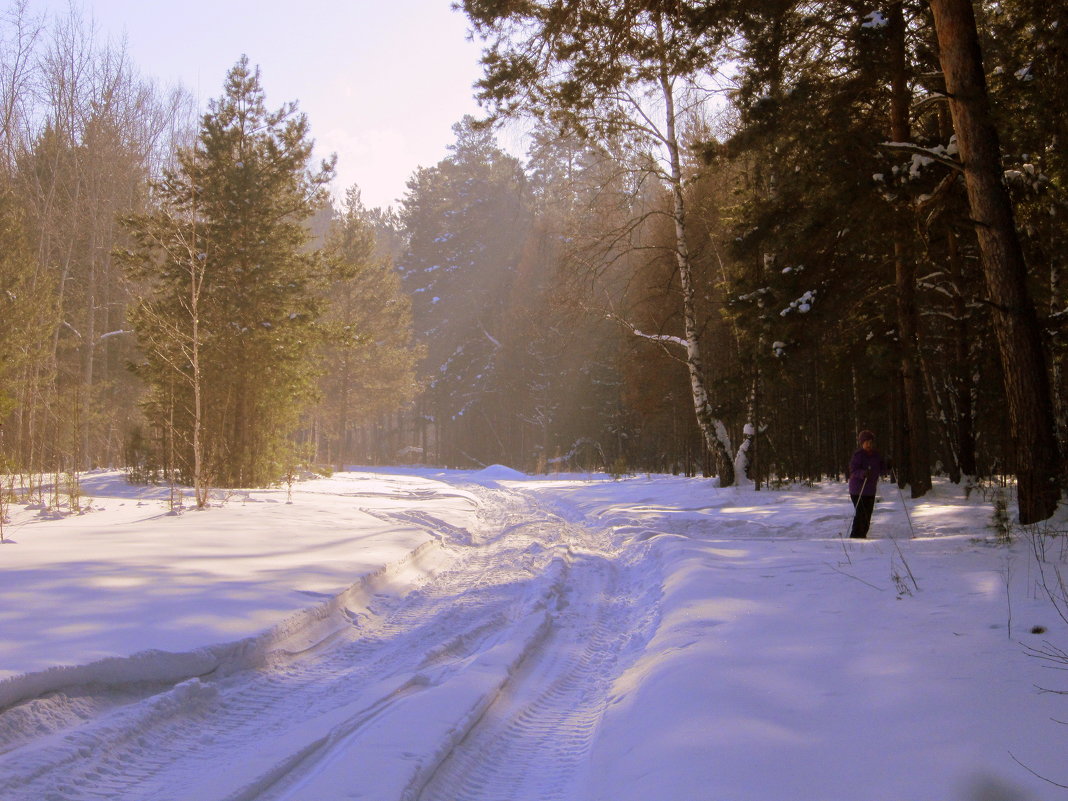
[781,290,816,316]
[861,11,887,28]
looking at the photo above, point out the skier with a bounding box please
[847,430,886,538]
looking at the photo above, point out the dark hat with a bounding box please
[858,430,875,444]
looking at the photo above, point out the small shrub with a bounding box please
[991,487,1012,542]
[124,426,164,485]
[608,456,631,480]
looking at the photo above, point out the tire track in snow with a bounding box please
[412,512,661,801]
[0,482,660,801]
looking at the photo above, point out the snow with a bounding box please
[861,11,887,28]
[470,463,529,482]
[910,152,934,177]
[781,289,816,316]
[1,468,1067,800]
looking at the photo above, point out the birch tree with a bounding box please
[461,0,737,483]
[120,193,211,506]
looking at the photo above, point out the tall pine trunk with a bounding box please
[947,231,977,479]
[929,0,1061,522]
[889,2,932,497]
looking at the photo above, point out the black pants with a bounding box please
[849,494,875,538]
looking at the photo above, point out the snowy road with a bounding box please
[0,481,660,801]
[3,469,1066,800]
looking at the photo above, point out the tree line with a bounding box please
[0,5,417,506]
[397,0,1064,522]
[2,1,1064,524]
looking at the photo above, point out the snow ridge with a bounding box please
[0,484,648,801]
[0,537,444,716]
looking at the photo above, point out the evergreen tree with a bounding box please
[123,56,334,488]
[929,0,1061,521]
[980,0,1068,494]
[521,125,646,471]
[0,184,55,433]
[399,117,531,466]
[312,186,421,468]
[718,1,982,488]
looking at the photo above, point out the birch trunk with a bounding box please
[656,21,734,485]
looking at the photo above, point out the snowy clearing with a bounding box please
[1,468,1067,800]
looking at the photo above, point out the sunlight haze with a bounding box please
[36,0,487,210]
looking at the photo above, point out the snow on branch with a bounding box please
[780,289,816,316]
[913,93,950,114]
[609,312,688,349]
[878,141,963,173]
[600,300,689,351]
[861,10,888,28]
[629,328,687,348]
[480,323,502,349]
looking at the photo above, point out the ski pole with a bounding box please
[837,473,867,563]
[844,473,868,539]
[837,474,862,559]
[891,467,918,539]
[887,467,920,592]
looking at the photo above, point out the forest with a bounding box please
[0,0,1065,522]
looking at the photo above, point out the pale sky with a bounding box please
[37,0,491,210]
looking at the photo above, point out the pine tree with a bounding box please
[929,0,1061,522]
[312,186,421,468]
[980,0,1068,496]
[399,117,530,466]
[123,56,334,489]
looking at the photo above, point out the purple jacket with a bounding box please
[848,448,885,496]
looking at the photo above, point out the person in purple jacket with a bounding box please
[848,429,886,538]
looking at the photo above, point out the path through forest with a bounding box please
[1,469,1064,801]
[0,480,661,801]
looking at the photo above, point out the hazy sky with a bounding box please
[38,0,490,210]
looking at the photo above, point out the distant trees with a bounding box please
[0,185,54,431]
[399,117,533,465]
[1,3,186,479]
[462,0,739,484]
[397,118,641,470]
[1,5,421,494]
[434,0,1066,518]
[309,186,421,469]
[2,1,1064,519]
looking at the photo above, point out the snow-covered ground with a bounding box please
[1,467,1066,800]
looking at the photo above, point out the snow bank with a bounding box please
[0,471,475,700]
[471,464,529,482]
[0,538,447,711]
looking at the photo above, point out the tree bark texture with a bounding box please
[657,23,735,486]
[929,0,1061,522]
[889,2,933,497]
